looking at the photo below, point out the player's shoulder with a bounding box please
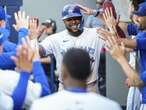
[84,27,100,38]
[0,69,19,78]
[30,92,60,110]
[32,90,67,104]
[83,27,97,32]
[83,27,101,39]
[43,30,67,42]
[92,93,121,109]
[0,92,13,110]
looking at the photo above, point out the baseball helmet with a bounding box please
[42,19,57,33]
[62,4,82,20]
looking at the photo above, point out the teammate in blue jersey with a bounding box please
[98,2,146,109]
[0,6,17,52]
[0,26,28,70]
[0,8,30,70]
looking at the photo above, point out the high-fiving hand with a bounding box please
[106,36,125,62]
[29,17,40,40]
[76,4,97,15]
[13,11,29,31]
[11,37,34,73]
[103,8,119,35]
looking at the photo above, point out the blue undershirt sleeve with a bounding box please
[32,61,51,96]
[12,71,30,110]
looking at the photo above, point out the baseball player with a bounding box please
[98,2,146,109]
[0,37,51,110]
[37,4,105,92]
[38,18,57,42]
[0,6,16,52]
[30,48,121,110]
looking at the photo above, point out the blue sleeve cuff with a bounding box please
[12,71,30,110]
[32,61,51,96]
[18,28,28,44]
[20,71,31,79]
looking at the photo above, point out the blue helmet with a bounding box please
[62,4,82,20]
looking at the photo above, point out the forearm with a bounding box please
[32,61,51,96]
[39,45,46,57]
[40,56,51,64]
[12,71,30,110]
[117,56,143,88]
[117,38,137,49]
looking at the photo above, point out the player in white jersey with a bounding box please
[39,4,104,92]
[0,35,50,109]
[30,48,121,110]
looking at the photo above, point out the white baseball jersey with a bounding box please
[0,92,13,110]
[40,27,104,84]
[0,69,42,110]
[30,90,121,110]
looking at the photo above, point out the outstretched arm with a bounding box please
[12,71,30,110]
[13,11,29,44]
[97,28,137,49]
[106,36,143,88]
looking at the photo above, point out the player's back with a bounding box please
[30,90,121,110]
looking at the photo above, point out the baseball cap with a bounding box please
[0,6,6,21]
[96,0,105,4]
[133,2,146,16]
[42,19,53,27]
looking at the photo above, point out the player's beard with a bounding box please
[66,24,83,37]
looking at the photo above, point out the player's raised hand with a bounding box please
[96,28,113,40]
[103,8,118,35]
[11,37,34,73]
[29,17,40,40]
[13,11,29,31]
[106,36,125,62]
[76,4,96,15]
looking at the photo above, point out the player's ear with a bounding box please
[61,64,69,81]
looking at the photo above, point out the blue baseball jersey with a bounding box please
[136,31,146,103]
[127,23,138,36]
[3,41,16,52]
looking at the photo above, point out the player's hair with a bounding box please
[131,0,145,10]
[63,48,91,81]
